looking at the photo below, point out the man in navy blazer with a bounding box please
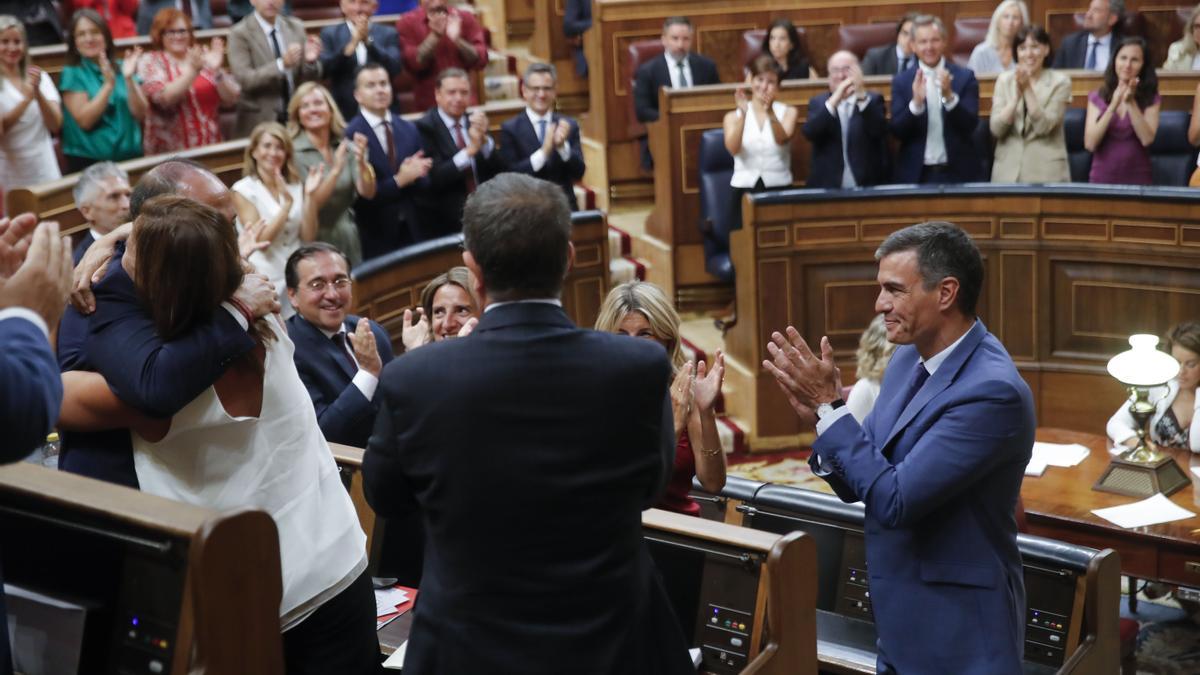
[1052,0,1123,71]
[803,51,889,189]
[414,68,504,240]
[765,221,1035,674]
[319,0,403,120]
[285,243,394,448]
[71,162,131,265]
[57,161,279,488]
[563,0,591,77]
[363,174,693,674]
[889,15,980,184]
[0,213,74,675]
[499,63,585,210]
[633,16,719,169]
[345,63,432,260]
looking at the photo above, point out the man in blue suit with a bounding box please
[498,63,586,210]
[802,51,888,189]
[0,213,74,675]
[285,243,394,448]
[319,0,403,120]
[71,162,131,265]
[764,221,1035,674]
[345,62,431,259]
[889,15,980,184]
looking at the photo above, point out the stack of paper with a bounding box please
[1025,442,1091,476]
[375,587,409,616]
[1091,494,1196,528]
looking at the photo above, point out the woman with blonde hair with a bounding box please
[287,82,376,266]
[0,15,62,196]
[137,7,238,154]
[232,121,322,318]
[595,281,726,515]
[847,314,897,422]
[968,0,1029,74]
[1164,5,1200,71]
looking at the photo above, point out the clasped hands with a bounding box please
[911,66,953,106]
[762,327,843,419]
[671,351,726,438]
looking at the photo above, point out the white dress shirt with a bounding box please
[524,108,571,172]
[1086,33,1113,72]
[908,58,959,166]
[438,107,494,173]
[825,95,871,188]
[254,11,294,93]
[318,323,380,401]
[664,51,694,89]
[360,107,394,157]
[346,21,368,66]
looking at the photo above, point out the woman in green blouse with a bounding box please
[286,82,375,267]
[60,9,148,173]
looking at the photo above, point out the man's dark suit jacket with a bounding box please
[345,112,426,260]
[362,302,693,675]
[498,111,585,210]
[633,52,720,124]
[414,107,504,241]
[563,0,592,76]
[802,92,889,188]
[889,62,981,183]
[319,22,403,120]
[1052,30,1121,69]
[286,313,394,448]
[0,313,64,675]
[862,44,906,76]
[58,243,253,488]
[72,230,95,265]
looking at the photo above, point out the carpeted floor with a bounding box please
[729,453,1200,671]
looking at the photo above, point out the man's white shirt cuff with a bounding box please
[353,370,379,400]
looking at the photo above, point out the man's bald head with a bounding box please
[826,50,860,92]
[130,160,236,225]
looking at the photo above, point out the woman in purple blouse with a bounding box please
[1084,36,1160,185]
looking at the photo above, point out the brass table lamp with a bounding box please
[1094,334,1191,498]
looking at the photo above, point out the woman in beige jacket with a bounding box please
[990,25,1071,183]
[1163,5,1200,72]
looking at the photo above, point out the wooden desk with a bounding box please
[1024,428,1200,588]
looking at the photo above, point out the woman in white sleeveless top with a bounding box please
[232,121,321,319]
[723,54,798,230]
[59,195,381,673]
[0,16,62,203]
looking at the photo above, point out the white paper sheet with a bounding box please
[383,641,407,670]
[1024,457,1048,477]
[375,587,410,616]
[1091,493,1197,528]
[1030,442,1091,468]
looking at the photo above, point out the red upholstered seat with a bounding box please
[210,0,232,27]
[951,17,989,68]
[625,39,664,138]
[740,27,807,73]
[837,22,897,60]
[291,0,343,21]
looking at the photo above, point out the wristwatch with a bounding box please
[816,399,846,421]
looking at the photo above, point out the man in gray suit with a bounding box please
[862,12,919,76]
[228,0,321,136]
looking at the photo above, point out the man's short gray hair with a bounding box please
[523,62,557,82]
[73,161,129,209]
[910,14,947,39]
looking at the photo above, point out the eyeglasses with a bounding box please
[305,277,352,293]
[163,28,190,37]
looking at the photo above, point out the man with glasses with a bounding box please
[285,242,393,448]
[803,51,889,189]
[499,63,585,210]
[397,0,488,111]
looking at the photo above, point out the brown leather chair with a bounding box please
[740,27,808,74]
[210,0,232,28]
[837,22,898,60]
[291,0,343,21]
[625,39,664,138]
[951,16,990,68]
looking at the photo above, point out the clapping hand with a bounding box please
[304,163,326,196]
[670,362,695,438]
[284,43,302,68]
[21,66,42,99]
[1015,65,1031,91]
[203,38,225,71]
[831,76,855,106]
[121,47,143,79]
[351,16,370,44]
[552,119,570,147]
[692,350,725,415]
[304,35,321,63]
[349,318,382,376]
[762,327,843,417]
[237,219,270,259]
[0,218,74,329]
[734,86,749,113]
[936,66,953,99]
[395,150,433,186]
[446,12,462,42]
[185,45,204,74]
[98,53,116,86]
[911,68,926,106]
[401,307,431,351]
[273,168,294,205]
[0,213,37,278]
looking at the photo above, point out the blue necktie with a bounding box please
[1085,39,1098,70]
[896,361,930,413]
[537,118,547,143]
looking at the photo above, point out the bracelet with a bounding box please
[699,445,722,457]
[229,296,256,326]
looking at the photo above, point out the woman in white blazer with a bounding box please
[990,24,1071,183]
[1107,321,1200,454]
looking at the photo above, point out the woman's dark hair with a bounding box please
[760,19,806,75]
[1166,321,1200,359]
[1010,24,1052,68]
[746,54,782,80]
[132,195,243,341]
[65,9,115,65]
[1099,36,1158,109]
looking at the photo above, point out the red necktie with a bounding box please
[382,120,397,171]
[453,121,477,194]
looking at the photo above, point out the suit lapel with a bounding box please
[429,110,458,157]
[879,321,988,453]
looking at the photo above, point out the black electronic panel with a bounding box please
[645,531,764,674]
[0,500,186,674]
[1023,564,1080,669]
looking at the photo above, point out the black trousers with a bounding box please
[282,569,383,675]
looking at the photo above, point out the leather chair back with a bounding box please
[951,17,990,68]
[698,128,735,282]
[972,117,995,181]
[1150,110,1196,186]
[837,22,897,60]
[626,39,665,138]
[291,0,344,21]
[1063,107,1092,182]
[741,27,808,74]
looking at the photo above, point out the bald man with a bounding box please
[801,50,889,189]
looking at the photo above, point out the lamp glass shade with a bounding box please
[1106,334,1180,387]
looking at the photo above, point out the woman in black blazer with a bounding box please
[761,18,810,80]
